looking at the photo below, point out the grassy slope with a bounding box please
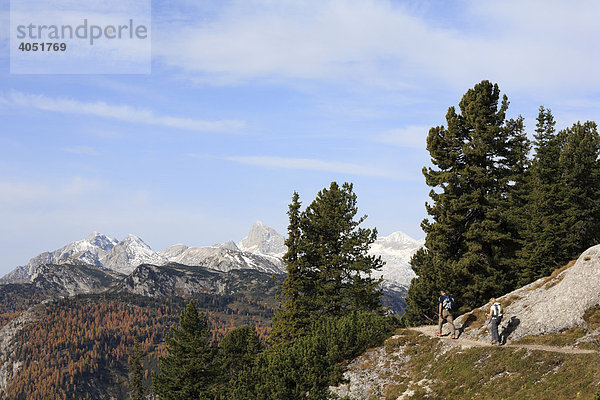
[366,329,600,400]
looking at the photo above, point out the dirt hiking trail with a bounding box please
[411,325,597,355]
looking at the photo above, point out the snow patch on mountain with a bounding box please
[164,245,284,274]
[369,231,424,289]
[0,232,118,284]
[100,235,167,275]
[1,224,421,290]
[237,221,286,257]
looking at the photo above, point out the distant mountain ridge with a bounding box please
[0,222,423,290]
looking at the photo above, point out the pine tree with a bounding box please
[128,337,147,400]
[559,121,600,254]
[271,182,384,343]
[404,81,530,324]
[516,106,565,284]
[153,301,214,400]
[270,192,311,344]
[214,326,261,399]
[517,116,600,284]
[300,182,384,317]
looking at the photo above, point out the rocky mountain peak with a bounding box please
[160,244,189,259]
[237,220,287,256]
[374,231,424,251]
[100,235,167,275]
[84,232,118,251]
[217,240,240,251]
[121,234,146,246]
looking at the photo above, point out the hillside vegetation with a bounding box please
[332,247,600,399]
[332,328,600,400]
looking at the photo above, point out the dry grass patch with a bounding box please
[383,379,410,399]
[528,260,577,291]
[461,307,488,331]
[515,328,588,347]
[363,327,600,400]
[583,305,600,330]
[499,294,521,308]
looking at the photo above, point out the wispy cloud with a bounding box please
[153,0,600,93]
[2,91,245,132]
[226,155,397,178]
[375,125,430,148]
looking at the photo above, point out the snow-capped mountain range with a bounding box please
[0,222,423,289]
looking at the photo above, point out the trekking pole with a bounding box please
[419,311,437,324]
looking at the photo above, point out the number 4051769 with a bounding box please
[18,42,67,51]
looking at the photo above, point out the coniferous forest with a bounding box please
[404,80,600,324]
[151,182,398,399]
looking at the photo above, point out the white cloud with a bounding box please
[3,91,245,132]
[226,155,397,178]
[375,125,430,148]
[153,0,600,94]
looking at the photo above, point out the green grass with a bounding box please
[515,328,588,347]
[373,328,600,400]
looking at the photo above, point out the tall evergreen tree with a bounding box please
[559,121,600,254]
[516,106,565,284]
[271,182,384,343]
[214,326,261,399]
[404,81,530,324]
[153,301,214,400]
[270,192,311,344]
[128,337,147,400]
[517,115,600,284]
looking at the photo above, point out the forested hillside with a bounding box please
[405,80,600,323]
[0,270,279,400]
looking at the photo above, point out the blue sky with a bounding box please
[1,0,600,276]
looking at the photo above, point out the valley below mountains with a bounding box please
[0,222,423,400]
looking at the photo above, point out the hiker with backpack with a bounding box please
[486,298,503,345]
[436,289,456,339]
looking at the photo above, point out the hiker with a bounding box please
[436,289,456,339]
[486,298,503,345]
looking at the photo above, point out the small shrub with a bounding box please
[584,305,600,330]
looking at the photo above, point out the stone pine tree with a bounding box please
[404,81,530,324]
[153,301,214,400]
[559,121,600,256]
[270,182,384,344]
[516,107,565,284]
[214,326,261,399]
[128,337,147,400]
[517,117,600,285]
[270,191,311,344]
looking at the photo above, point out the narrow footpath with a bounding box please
[412,325,597,355]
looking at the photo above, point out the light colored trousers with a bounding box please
[438,309,455,336]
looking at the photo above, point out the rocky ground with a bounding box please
[455,244,600,344]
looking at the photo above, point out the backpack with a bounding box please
[492,302,503,318]
[442,294,455,310]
